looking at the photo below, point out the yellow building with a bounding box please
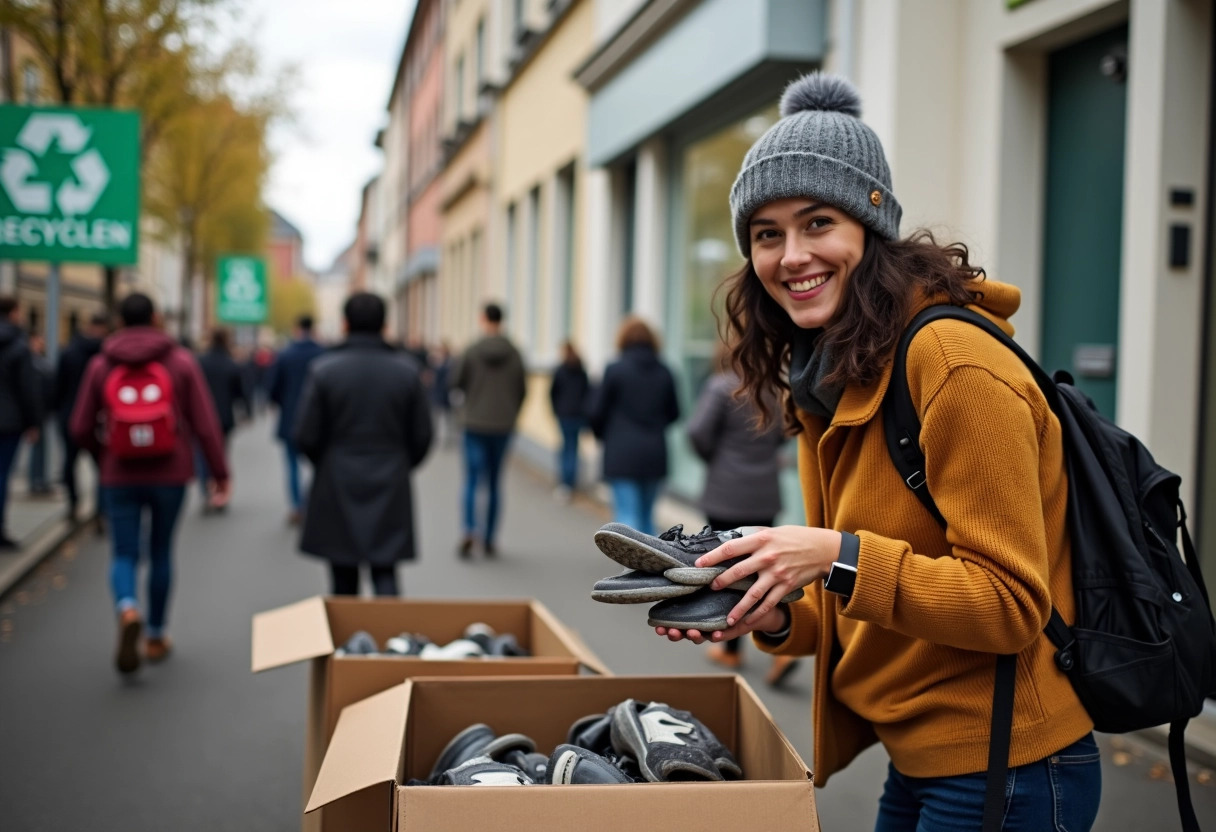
[490,0,592,457]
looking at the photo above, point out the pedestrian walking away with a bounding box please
[449,302,526,558]
[267,314,324,525]
[549,340,590,502]
[195,327,250,512]
[57,313,108,524]
[25,334,55,496]
[0,296,45,550]
[687,339,795,687]
[653,73,1101,831]
[293,292,433,597]
[588,318,680,536]
[428,341,455,446]
[70,293,231,675]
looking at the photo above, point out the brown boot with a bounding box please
[115,608,142,674]
[144,636,173,663]
[707,643,742,670]
[765,655,800,688]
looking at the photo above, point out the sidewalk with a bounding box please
[0,441,97,599]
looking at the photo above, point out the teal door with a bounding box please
[1041,26,1129,419]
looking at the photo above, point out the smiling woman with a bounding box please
[651,72,1102,832]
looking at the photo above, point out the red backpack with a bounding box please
[102,361,179,459]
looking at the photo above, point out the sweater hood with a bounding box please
[912,278,1022,337]
[0,320,22,348]
[102,327,176,365]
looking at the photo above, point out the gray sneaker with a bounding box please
[591,570,701,604]
[646,587,750,632]
[435,756,533,786]
[609,699,742,782]
[594,523,755,574]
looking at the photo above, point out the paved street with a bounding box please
[1,418,1214,830]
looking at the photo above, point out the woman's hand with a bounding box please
[655,604,788,644]
[703,525,842,629]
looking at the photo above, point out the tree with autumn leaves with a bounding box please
[0,0,291,326]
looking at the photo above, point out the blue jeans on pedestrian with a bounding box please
[105,484,186,638]
[0,432,20,536]
[557,418,583,490]
[874,733,1102,831]
[282,438,303,511]
[609,478,662,536]
[463,430,512,546]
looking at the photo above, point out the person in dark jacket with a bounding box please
[57,313,108,520]
[0,296,44,549]
[294,293,433,597]
[549,340,590,502]
[686,340,797,685]
[588,317,680,536]
[267,315,324,525]
[71,293,230,674]
[449,302,526,558]
[26,334,55,495]
[195,327,249,510]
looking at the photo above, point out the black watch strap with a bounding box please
[824,532,860,599]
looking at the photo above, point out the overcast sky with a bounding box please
[234,0,414,272]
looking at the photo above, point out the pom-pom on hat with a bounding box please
[729,72,901,256]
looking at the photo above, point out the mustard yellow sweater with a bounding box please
[755,281,1091,785]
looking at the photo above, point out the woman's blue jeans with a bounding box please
[557,418,583,489]
[609,478,662,535]
[105,484,186,637]
[874,733,1102,831]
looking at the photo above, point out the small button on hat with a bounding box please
[730,72,902,256]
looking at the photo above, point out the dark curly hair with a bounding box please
[719,230,985,433]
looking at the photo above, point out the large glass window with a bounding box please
[667,102,804,524]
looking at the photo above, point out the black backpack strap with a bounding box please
[1169,719,1203,832]
[882,306,1059,832]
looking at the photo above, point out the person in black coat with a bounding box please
[0,296,43,549]
[196,328,249,509]
[588,317,680,535]
[56,313,107,518]
[549,340,590,501]
[294,293,433,596]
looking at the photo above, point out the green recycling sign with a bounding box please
[216,255,268,324]
[0,105,140,264]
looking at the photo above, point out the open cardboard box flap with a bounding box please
[251,596,334,672]
[305,682,410,813]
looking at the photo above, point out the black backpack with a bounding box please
[883,305,1216,832]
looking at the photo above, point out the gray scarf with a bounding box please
[788,329,844,419]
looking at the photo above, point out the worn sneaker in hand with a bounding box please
[435,756,534,786]
[591,569,701,604]
[547,744,635,785]
[648,586,785,632]
[594,523,756,574]
[610,699,742,782]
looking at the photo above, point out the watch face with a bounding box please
[825,563,857,597]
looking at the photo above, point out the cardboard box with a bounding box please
[307,675,818,832]
[251,597,609,831]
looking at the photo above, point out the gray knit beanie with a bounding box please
[730,73,901,257]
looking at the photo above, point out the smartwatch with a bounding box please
[823,532,861,599]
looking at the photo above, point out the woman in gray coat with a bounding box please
[686,343,797,686]
[294,293,433,596]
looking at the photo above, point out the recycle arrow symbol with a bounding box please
[56,149,109,216]
[16,114,92,155]
[0,149,52,213]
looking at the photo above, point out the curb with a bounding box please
[0,514,86,600]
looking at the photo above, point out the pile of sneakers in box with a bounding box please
[334,622,530,659]
[589,523,803,631]
[409,699,741,786]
